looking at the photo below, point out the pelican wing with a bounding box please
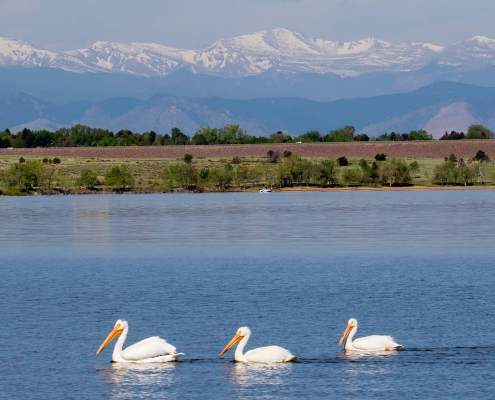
[353,335,402,351]
[122,336,178,361]
[245,346,296,363]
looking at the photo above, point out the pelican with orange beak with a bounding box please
[219,326,297,363]
[95,319,184,363]
[338,318,403,352]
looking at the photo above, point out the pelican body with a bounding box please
[219,326,297,363]
[338,318,402,352]
[96,319,184,363]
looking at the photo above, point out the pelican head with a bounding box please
[96,319,128,356]
[338,318,358,346]
[219,326,251,357]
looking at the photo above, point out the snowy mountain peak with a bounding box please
[1,30,495,78]
[421,43,444,52]
[470,35,495,44]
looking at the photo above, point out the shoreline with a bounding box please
[5,184,495,196]
[279,185,495,192]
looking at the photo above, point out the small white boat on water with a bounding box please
[259,187,272,193]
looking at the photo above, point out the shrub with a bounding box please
[199,168,210,180]
[183,153,193,164]
[409,161,420,173]
[337,156,349,166]
[105,165,135,190]
[449,153,457,163]
[19,157,26,164]
[232,156,240,164]
[375,153,387,161]
[53,158,61,164]
[342,168,363,186]
[266,150,280,163]
[77,168,98,190]
[42,158,49,164]
[474,150,489,162]
[283,150,292,158]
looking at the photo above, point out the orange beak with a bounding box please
[338,324,353,347]
[96,324,124,356]
[218,333,244,357]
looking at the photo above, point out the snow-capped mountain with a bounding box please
[439,36,495,67]
[190,29,444,77]
[0,37,99,73]
[1,29,495,78]
[67,41,194,76]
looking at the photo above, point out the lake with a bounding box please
[1,191,494,399]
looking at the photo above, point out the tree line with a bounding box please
[433,151,491,185]
[1,150,491,196]
[1,123,494,149]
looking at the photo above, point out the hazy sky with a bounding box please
[1,0,494,50]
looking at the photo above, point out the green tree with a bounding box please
[354,133,370,141]
[324,126,355,142]
[369,161,380,183]
[77,168,98,189]
[341,167,363,187]
[466,124,495,139]
[266,150,280,163]
[199,168,210,181]
[164,164,199,190]
[149,131,157,145]
[315,159,339,186]
[208,167,232,191]
[233,165,249,189]
[192,126,218,145]
[409,161,420,176]
[218,124,247,144]
[295,130,322,142]
[105,165,135,190]
[375,133,390,141]
[409,130,433,140]
[183,153,193,163]
[474,150,489,162]
[7,160,47,190]
[269,131,292,143]
[379,158,412,187]
[171,127,190,145]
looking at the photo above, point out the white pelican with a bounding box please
[338,318,403,352]
[96,319,184,363]
[218,326,297,363]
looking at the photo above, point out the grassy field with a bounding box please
[1,154,494,193]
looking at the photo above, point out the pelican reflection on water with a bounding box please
[97,363,177,400]
[223,362,293,389]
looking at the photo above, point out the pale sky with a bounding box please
[0,0,494,50]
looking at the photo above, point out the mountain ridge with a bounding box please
[2,29,495,78]
[3,81,495,139]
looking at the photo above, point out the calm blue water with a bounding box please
[1,191,494,399]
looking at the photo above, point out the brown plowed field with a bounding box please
[2,140,495,159]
